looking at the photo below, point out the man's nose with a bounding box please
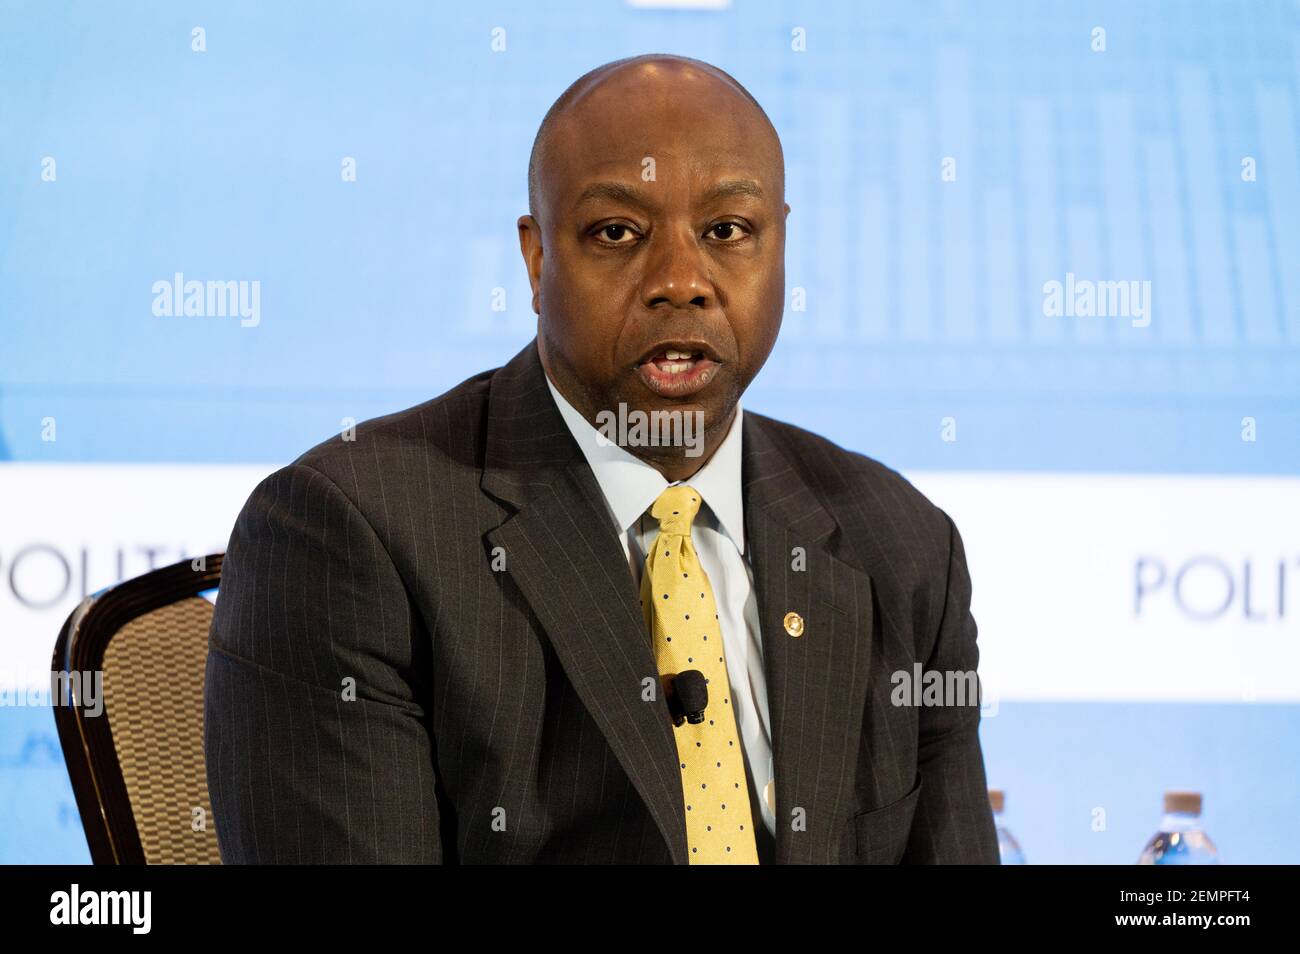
[641,227,713,309]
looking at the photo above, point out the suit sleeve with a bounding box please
[203,461,443,863]
[901,510,1000,864]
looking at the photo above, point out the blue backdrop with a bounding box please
[2,0,1298,863]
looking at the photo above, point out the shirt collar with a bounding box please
[543,371,746,554]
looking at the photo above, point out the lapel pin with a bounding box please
[783,611,804,638]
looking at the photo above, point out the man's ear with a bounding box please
[517,214,543,314]
[517,214,541,259]
[783,202,791,218]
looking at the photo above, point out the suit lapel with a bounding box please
[742,414,876,864]
[481,340,689,863]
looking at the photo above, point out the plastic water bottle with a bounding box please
[989,789,1025,864]
[1138,791,1219,864]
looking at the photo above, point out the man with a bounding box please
[204,54,999,864]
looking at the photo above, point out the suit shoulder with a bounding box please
[285,364,496,481]
[746,410,952,538]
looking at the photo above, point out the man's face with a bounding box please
[519,65,789,460]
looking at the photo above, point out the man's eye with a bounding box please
[597,224,637,243]
[708,222,747,242]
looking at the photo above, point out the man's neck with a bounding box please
[639,404,734,483]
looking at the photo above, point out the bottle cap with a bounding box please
[988,789,1005,813]
[1164,791,1202,815]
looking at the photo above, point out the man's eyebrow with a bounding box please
[700,179,766,203]
[573,181,652,209]
[572,178,766,209]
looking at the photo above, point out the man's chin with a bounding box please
[594,388,727,462]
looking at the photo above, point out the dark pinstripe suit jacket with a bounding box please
[203,338,999,864]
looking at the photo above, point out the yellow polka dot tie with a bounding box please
[641,484,759,864]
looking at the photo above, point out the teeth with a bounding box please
[664,349,697,360]
[659,362,693,374]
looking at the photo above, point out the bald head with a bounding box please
[527,54,782,225]
[516,53,790,483]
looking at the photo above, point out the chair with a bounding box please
[51,553,225,864]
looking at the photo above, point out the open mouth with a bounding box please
[645,348,706,374]
[635,345,721,397]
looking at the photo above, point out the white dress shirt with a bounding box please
[543,373,777,842]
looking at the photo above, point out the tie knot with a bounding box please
[650,484,702,536]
